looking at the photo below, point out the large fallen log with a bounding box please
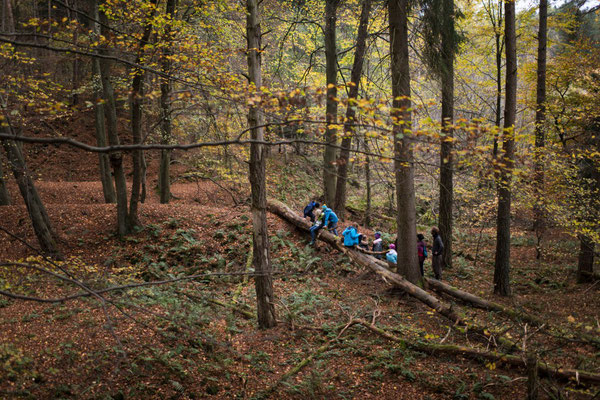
[350,318,600,385]
[425,278,544,326]
[267,199,516,350]
[425,278,600,349]
[268,199,461,320]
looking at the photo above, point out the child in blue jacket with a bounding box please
[322,205,339,236]
[342,224,360,247]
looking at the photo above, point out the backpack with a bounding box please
[423,246,428,257]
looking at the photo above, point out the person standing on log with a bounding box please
[303,200,320,222]
[322,205,339,236]
[417,233,427,277]
[431,227,444,280]
[372,232,383,259]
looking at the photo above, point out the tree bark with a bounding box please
[97,0,128,236]
[323,0,340,207]
[438,0,455,270]
[493,0,516,296]
[533,0,547,255]
[334,0,371,218]
[1,126,61,258]
[526,352,539,400]
[389,0,420,284]
[128,1,156,231]
[159,0,175,204]
[364,140,371,228]
[2,0,15,34]
[492,0,503,158]
[577,235,595,283]
[91,14,116,204]
[0,152,11,205]
[247,0,276,329]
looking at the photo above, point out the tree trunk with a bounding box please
[364,140,371,228]
[389,0,420,284]
[334,0,371,218]
[69,0,79,106]
[493,0,516,296]
[247,0,276,329]
[0,153,11,205]
[438,0,455,270]
[323,0,339,207]
[533,0,547,254]
[577,235,595,283]
[1,126,61,258]
[526,352,539,400]
[91,39,116,204]
[2,0,15,34]
[492,0,503,158]
[128,1,155,231]
[159,0,176,204]
[97,0,128,236]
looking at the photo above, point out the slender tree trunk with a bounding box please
[69,0,79,106]
[533,0,547,256]
[491,0,503,159]
[364,140,371,228]
[323,0,340,207]
[247,0,276,329]
[91,20,116,204]
[389,0,420,284]
[438,0,455,270]
[3,0,15,34]
[493,31,502,157]
[97,0,128,236]
[1,126,61,258]
[159,0,176,204]
[334,0,371,219]
[128,2,155,230]
[493,0,516,296]
[577,235,595,283]
[0,152,11,205]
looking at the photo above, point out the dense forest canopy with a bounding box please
[0,0,599,398]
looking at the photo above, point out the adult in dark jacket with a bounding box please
[372,232,383,259]
[431,227,444,280]
[417,233,427,277]
[303,201,320,222]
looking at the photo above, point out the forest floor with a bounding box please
[0,115,599,399]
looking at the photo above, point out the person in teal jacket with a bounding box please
[322,205,338,236]
[342,224,360,247]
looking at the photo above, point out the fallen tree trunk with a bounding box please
[268,200,461,320]
[350,318,600,385]
[425,278,544,326]
[267,199,516,350]
[426,278,600,349]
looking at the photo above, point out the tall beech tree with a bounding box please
[334,0,371,218]
[158,0,176,204]
[389,0,420,284]
[323,0,340,207]
[128,0,157,230]
[1,123,61,258]
[246,0,276,329]
[421,0,461,270]
[97,0,129,236]
[533,0,547,257]
[493,0,516,296]
[90,5,116,204]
